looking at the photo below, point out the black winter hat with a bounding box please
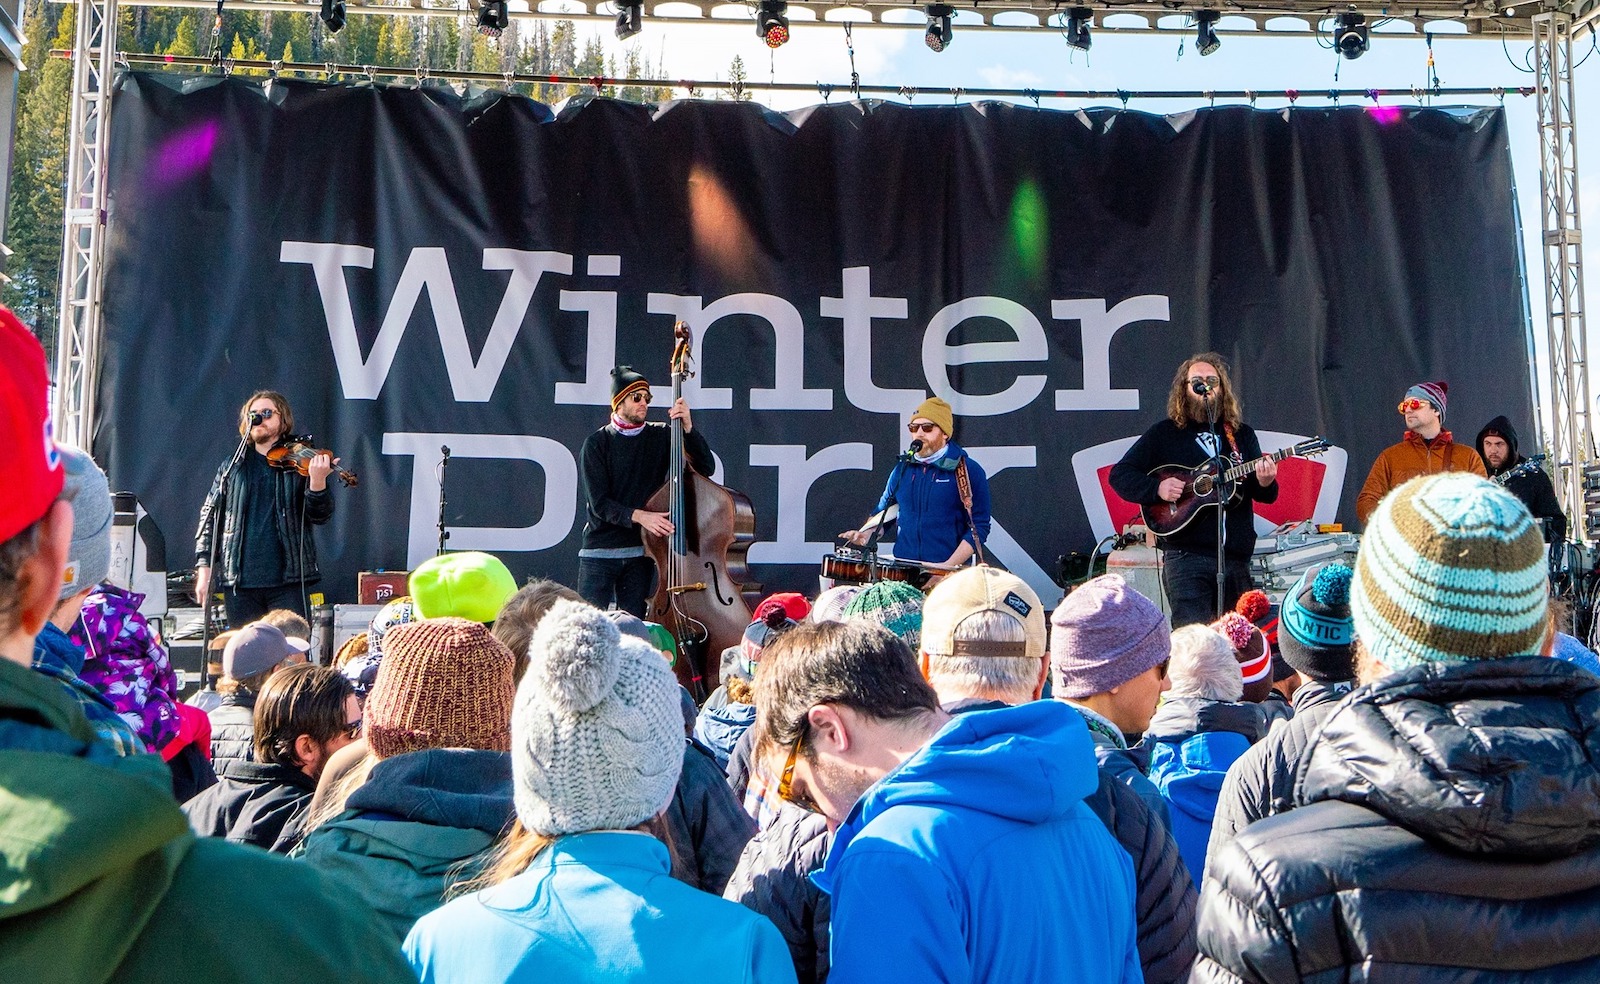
[1277,562,1357,683]
[610,365,650,409]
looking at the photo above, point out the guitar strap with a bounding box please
[955,457,987,565]
[1222,422,1242,463]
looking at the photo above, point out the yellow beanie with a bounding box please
[910,396,954,436]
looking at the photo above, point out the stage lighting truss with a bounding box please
[925,4,954,51]
[615,0,642,39]
[477,0,509,35]
[1334,11,1369,58]
[1193,9,1221,55]
[756,0,790,47]
[319,0,346,33]
[1063,6,1092,50]
[1585,463,1600,536]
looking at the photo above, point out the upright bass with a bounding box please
[643,322,758,701]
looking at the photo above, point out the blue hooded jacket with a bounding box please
[814,701,1142,984]
[1142,697,1265,883]
[872,441,991,564]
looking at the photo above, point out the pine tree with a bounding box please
[167,15,199,57]
[4,4,75,349]
[727,54,750,101]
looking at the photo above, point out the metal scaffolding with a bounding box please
[53,0,118,449]
[1533,11,1592,534]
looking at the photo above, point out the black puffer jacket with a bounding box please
[1196,658,1600,982]
[663,739,756,894]
[724,804,833,984]
[1203,680,1352,874]
[208,694,256,774]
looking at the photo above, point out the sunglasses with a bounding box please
[1187,375,1221,388]
[625,391,651,404]
[342,719,362,741]
[907,422,941,435]
[776,730,821,815]
[1397,398,1431,413]
[250,408,276,420]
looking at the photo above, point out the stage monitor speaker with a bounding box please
[108,492,167,620]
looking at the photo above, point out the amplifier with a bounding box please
[358,571,410,605]
[333,604,385,658]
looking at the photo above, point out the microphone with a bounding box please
[247,411,265,426]
[440,445,451,457]
[1190,379,1212,397]
[903,439,924,460]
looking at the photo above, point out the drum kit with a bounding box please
[819,544,963,592]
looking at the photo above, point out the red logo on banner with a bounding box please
[1072,432,1349,542]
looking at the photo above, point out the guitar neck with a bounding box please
[1222,447,1294,482]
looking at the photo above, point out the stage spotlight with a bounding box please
[1193,10,1220,56]
[1064,7,1092,50]
[924,4,954,52]
[319,0,345,33]
[756,0,789,47]
[1334,11,1368,58]
[477,0,509,37]
[615,0,642,39]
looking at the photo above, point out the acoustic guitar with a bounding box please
[1141,437,1330,537]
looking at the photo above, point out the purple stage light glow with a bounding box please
[1366,105,1402,126]
[151,120,221,187]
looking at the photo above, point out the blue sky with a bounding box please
[563,10,1599,447]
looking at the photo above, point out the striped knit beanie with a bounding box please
[844,580,924,650]
[366,617,516,758]
[1352,472,1548,670]
[1405,380,1448,418]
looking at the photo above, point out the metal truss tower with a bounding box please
[1533,11,1592,535]
[53,0,119,450]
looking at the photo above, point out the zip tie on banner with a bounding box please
[1117,89,1130,108]
[1285,88,1300,104]
[590,76,605,93]
[270,58,283,78]
[1204,89,1215,107]
[1328,88,1340,105]
[818,82,834,101]
[1367,88,1381,103]
[1246,90,1257,107]
[1023,87,1040,107]
[899,85,918,102]
[950,86,963,102]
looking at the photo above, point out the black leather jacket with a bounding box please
[194,446,333,586]
[1196,657,1600,982]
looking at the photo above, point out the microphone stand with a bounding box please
[1206,390,1228,619]
[196,427,253,692]
[436,445,451,556]
[861,445,919,579]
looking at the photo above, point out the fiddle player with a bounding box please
[578,365,714,616]
[1109,354,1277,628]
[840,396,991,568]
[194,391,337,624]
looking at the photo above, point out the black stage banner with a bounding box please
[95,71,1534,606]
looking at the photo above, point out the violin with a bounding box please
[266,438,360,487]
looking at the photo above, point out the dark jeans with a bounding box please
[223,583,309,628]
[1161,549,1254,628]
[577,555,657,617]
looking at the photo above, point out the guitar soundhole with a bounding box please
[1193,476,1213,496]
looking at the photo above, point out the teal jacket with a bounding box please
[405,830,797,984]
[0,654,414,984]
[298,747,514,940]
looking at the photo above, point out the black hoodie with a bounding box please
[1475,415,1566,542]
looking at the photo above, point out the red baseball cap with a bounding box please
[0,307,65,543]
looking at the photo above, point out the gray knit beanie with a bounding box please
[57,446,113,599]
[1050,574,1171,698]
[512,599,683,836]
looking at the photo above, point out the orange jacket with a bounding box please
[1356,430,1487,526]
